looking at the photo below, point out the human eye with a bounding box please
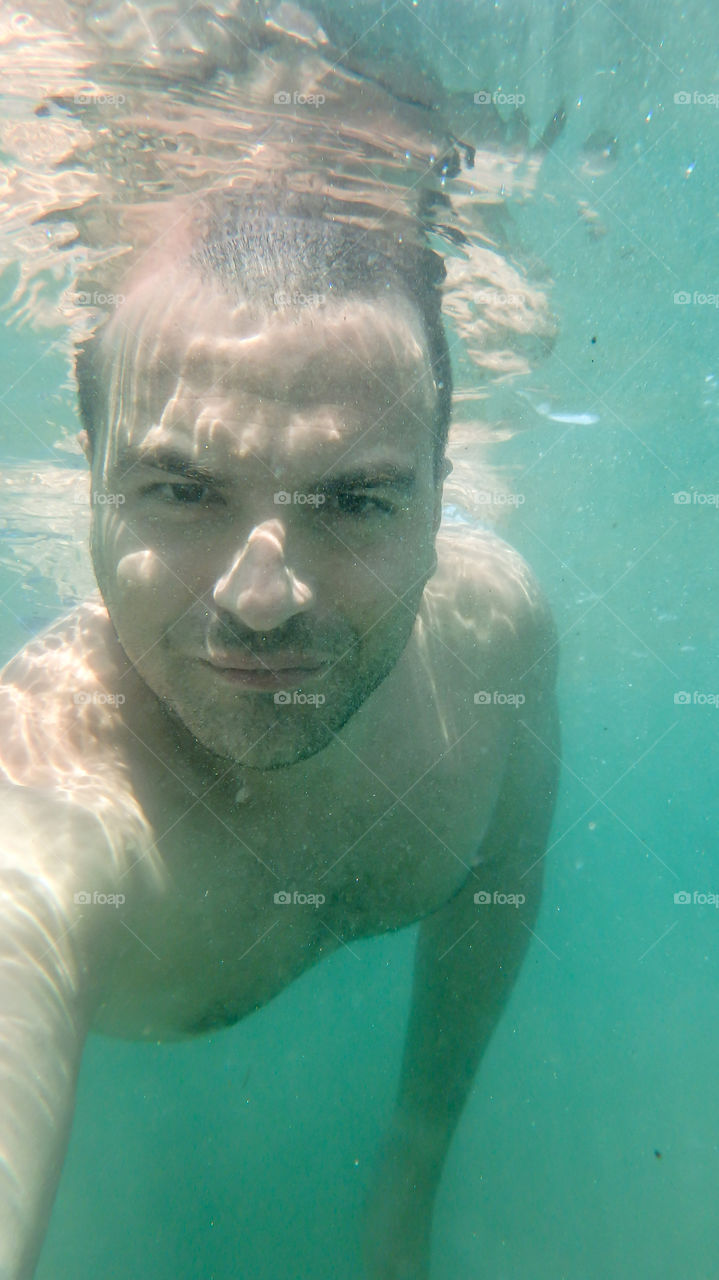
[140,481,216,506]
[328,490,397,517]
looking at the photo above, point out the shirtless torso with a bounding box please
[0,198,561,1280]
[0,525,544,1043]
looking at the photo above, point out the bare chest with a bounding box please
[93,722,504,1041]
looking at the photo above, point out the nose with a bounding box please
[212,519,313,632]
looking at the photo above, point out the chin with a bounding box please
[223,727,339,771]
[164,655,399,772]
[153,632,406,772]
[158,688,358,772]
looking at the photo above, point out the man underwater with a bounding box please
[0,202,558,1278]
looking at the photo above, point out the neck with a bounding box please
[157,701,258,805]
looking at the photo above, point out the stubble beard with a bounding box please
[156,636,404,772]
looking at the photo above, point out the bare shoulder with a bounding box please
[0,596,123,784]
[411,525,560,876]
[428,523,558,691]
[0,598,152,880]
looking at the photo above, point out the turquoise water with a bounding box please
[1,2,717,1276]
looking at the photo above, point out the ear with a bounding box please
[77,429,93,464]
[431,455,452,536]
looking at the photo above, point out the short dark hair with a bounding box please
[75,202,452,478]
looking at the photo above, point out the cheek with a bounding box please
[93,514,190,616]
[93,509,197,592]
[111,552,184,643]
[116,549,169,592]
[363,518,436,580]
[103,549,193,668]
[335,537,434,626]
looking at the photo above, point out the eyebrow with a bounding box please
[111,446,224,487]
[111,447,417,494]
[318,467,417,495]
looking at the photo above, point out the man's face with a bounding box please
[86,268,444,769]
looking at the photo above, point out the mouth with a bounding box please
[201,652,329,690]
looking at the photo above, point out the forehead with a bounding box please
[101,268,438,466]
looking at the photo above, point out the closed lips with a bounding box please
[207,653,327,670]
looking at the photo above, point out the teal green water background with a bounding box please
[1,2,717,1276]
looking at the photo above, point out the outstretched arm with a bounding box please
[0,796,114,1280]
